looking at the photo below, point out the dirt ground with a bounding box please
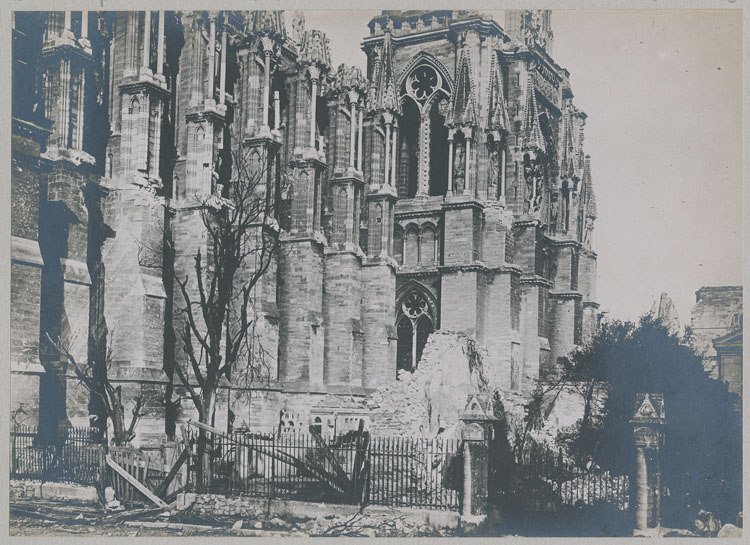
[9,497,458,538]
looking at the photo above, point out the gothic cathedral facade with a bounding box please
[11,10,598,441]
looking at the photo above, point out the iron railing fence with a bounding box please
[186,429,461,511]
[10,425,105,486]
[509,442,630,513]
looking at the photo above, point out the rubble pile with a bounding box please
[183,494,456,537]
[366,331,490,438]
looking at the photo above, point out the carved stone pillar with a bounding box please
[447,137,454,193]
[631,393,666,536]
[349,99,357,169]
[383,116,392,186]
[156,11,165,75]
[357,107,364,171]
[207,15,216,101]
[390,122,398,187]
[219,28,227,104]
[141,11,151,71]
[459,394,496,523]
[309,72,319,148]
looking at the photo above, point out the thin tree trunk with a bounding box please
[197,389,216,490]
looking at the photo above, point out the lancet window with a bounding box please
[396,290,436,374]
[398,59,451,198]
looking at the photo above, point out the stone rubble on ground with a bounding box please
[717,523,742,538]
[693,509,722,536]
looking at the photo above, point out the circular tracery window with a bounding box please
[406,64,442,106]
[402,291,430,320]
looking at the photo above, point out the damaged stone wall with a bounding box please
[365,328,591,449]
[366,331,490,438]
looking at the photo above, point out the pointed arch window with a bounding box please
[404,225,419,266]
[396,290,435,374]
[393,225,404,265]
[420,224,437,266]
[398,57,452,198]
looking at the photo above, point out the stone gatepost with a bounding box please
[630,393,666,536]
[459,393,496,524]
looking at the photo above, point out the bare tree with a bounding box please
[173,148,283,484]
[48,332,153,446]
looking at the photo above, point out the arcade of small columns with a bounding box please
[384,115,509,199]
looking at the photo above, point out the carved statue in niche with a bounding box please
[549,192,559,234]
[488,143,499,194]
[523,154,544,216]
[453,142,465,192]
[521,10,548,50]
[583,216,594,246]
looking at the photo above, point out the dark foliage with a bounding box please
[558,315,741,527]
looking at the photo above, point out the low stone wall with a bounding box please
[10,479,42,500]
[9,478,99,504]
[179,493,459,532]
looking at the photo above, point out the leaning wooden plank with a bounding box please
[188,418,349,495]
[351,429,370,502]
[250,444,348,495]
[186,419,224,436]
[105,455,169,508]
[309,426,351,487]
[155,448,190,499]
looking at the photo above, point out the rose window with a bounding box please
[402,291,429,320]
[406,65,442,106]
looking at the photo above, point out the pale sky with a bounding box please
[301,10,743,326]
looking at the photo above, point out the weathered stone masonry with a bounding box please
[11,10,598,441]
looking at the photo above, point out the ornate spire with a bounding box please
[249,10,286,40]
[521,74,545,153]
[370,31,400,114]
[583,155,596,218]
[332,63,367,94]
[299,29,331,71]
[559,101,576,179]
[290,11,305,45]
[448,47,478,126]
[487,53,510,132]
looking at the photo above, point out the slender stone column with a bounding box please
[142,11,151,69]
[447,138,454,193]
[157,11,165,75]
[391,124,398,187]
[274,91,281,129]
[309,77,318,148]
[465,136,472,195]
[207,16,216,100]
[262,51,271,127]
[64,11,71,31]
[219,29,227,104]
[384,122,391,186]
[349,102,357,168]
[635,447,648,530]
[500,148,506,198]
[76,70,85,150]
[357,108,364,171]
[417,116,431,195]
[81,11,88,39]
[462,441,472,516]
